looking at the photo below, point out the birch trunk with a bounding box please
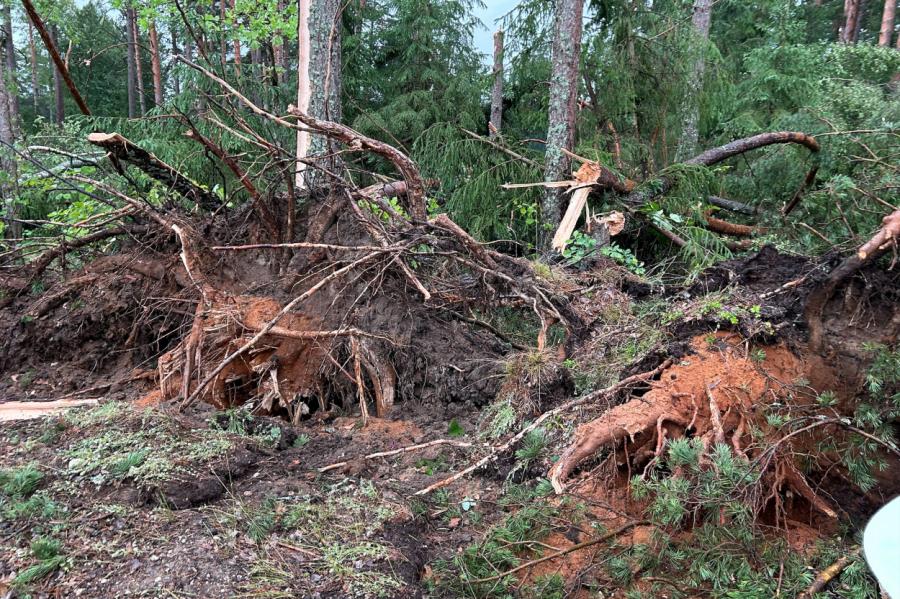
[542,0,584,248]
[489,29,503,138]
[879,0,896,45]
[294,0,311,190]
[148,20,164,106]
[675,0,712,162]
[125,9,137,118]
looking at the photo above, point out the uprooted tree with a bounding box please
[1,49,899,544]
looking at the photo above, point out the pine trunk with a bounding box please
[132,10,147,114]
[2,2,19,128]
[50,24,63,124]
[489,29,503,138]
[676,0,713,162]
[0,38,19,240]
[542,0,584,247]
[879,0,896,45]
[231,0,241,74]
[307,0,342,187]
[148,20,164,106]
[841,0,861,42]
[125,9,137,118]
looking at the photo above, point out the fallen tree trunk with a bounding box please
[88,133,222,211]
[624,131,820,207]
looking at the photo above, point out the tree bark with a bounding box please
[295,0,311,190]
[841,0,862,42]
[171,26,180,96]
[879,0,896,45]
[230,0,241,74]
[542,0,584,249]
[27,20,38,116]
[0,25,19,241]
[676,0,713,162]
[131,9,146,114]
[2,2,19,128]
[50,24,63,123]
[489,29,503,138]
[21,0,90,119]
[148,20,164,106]
[125,8,137,117]
[307,0,342,187]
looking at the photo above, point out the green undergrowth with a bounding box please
[61,402,234,488]
[428,480,567,598]
[218,479,404,598]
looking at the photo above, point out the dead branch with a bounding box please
[175,56,427,220]
[708,196,757,215]
[318,439,476,473]
[705,215,759,237]
[25,224,148,285]
[625,131,820,207]
[797,547,860,598]
[87,132,222,210]
[182,126,279,238]
[782,165,819,216]
[21,0,91,116]
[414,359,671,496]
[429,213,497,269]
[472,520,650,583]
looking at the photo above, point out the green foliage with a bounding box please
[13,537,66,588]
[0,463,44,498]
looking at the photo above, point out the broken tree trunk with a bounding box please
[88,132,222,210]
[21,0,91,116]
[625,131,819,207]
[489,29,504,138]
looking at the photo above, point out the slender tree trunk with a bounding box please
[131,10,146,114]
[148,20,164,106]
[28,21,38,116]
[171,26,180,96]
[853,0,868,41]
[542,0,584,248]
[50,24,63,124]
[0,34,19,241]
[273,0,284,71]
[307,0,342,187]
[219,0,227,66]
[489,29,504,138]
[879,0,896,45]
[295,0,311,190]
[125,8,137,117]
[2,2,19,128]
[676,0,713,162]
[841,0,862,42]
[231,0,241,75]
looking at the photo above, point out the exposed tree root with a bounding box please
[548,335,841,521]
